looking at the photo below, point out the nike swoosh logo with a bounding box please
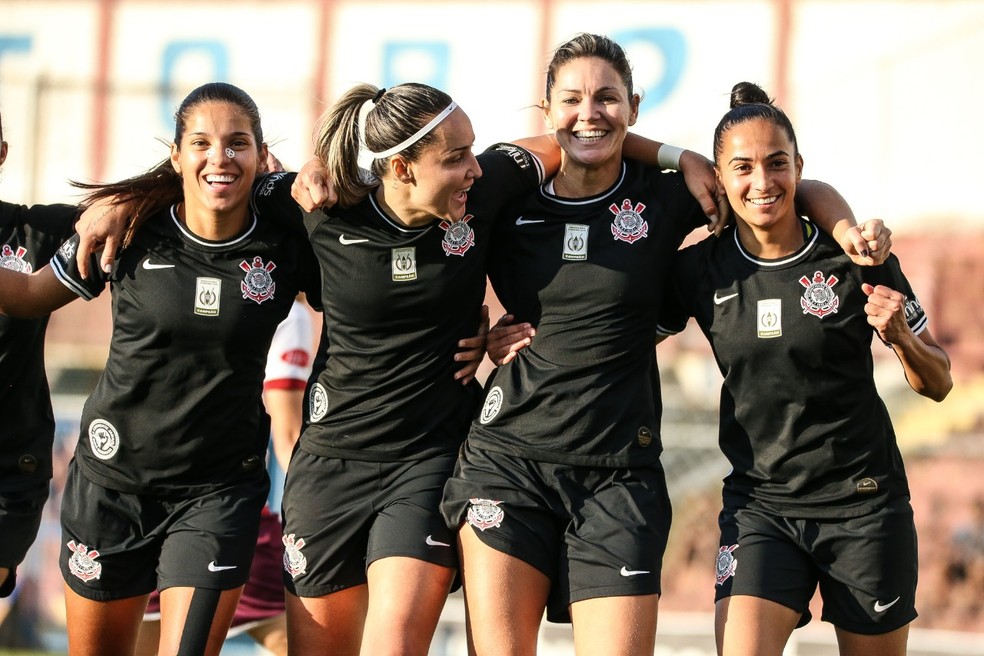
[142,260,175,270]
[619,566,650,577]
[425,535,451,547]
[515,217,544,226]
[873,596,900,612]
[713,292,739,305]
[339,235,369,245]
[207,561,237,572]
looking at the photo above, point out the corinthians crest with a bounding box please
[438,214,476,256]
[0,245,32,272]
[466,498,505,531]
[240,256,276,304]
[609,199,648,243]
[799,270,840,318]
[282,533,308,578]
[67,540,102,582]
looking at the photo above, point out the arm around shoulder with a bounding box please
[0,265,78,318]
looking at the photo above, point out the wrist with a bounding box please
[657,144,686,170]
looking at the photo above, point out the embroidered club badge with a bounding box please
[240,256,276,304]
[716,544,739,586]
[467,498,505,531]
[67,540,102,582]
[609,199,648,243]
[0,245,32,272]
[439,214,476,256]
[799,271,839,318]
[282,533,308,578]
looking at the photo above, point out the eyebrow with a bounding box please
[728,149,788,165]
[187,131,253,139]
[558,85,621,95]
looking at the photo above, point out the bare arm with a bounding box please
[621,134,727,232]
[863,282,952,401]
[454,305,491,384]
[0,265,78,318]
[263,388,305,472]
[796,180,892,266]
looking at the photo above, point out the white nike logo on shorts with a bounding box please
[142,260,175,270]
[713,292,738,305]
[619,566,650,577]
[425,535,451,547]
[339,235,369,245]
[515,216,544,226]
[873,596,900,612]
[207,561,237,572]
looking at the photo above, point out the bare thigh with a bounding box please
[459,525,550,656]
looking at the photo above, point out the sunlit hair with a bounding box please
[545,33,634,99]
[712,81,799,165]
[313,82,454,208]
[72,82,263,245]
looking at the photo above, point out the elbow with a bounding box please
[918,376,953,403]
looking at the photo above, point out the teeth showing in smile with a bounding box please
[574,130,606,141]
[748,195,778,205]
[206,175,235,184]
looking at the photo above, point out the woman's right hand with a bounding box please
[291,157,337,212]
[76,198,128,278]
[487,314,535,366]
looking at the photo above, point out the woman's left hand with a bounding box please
[862,282,908,344]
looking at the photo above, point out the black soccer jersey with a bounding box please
[50,205,317,497]
[659,221,926,518]
[468,160,707,467]
[251,144,544,462]
[0,200,78,490]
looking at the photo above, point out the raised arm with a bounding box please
[863,283,952,401]
[0,265,77,318]
[621,133,726,232]
[796,180,891,266]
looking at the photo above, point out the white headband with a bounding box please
[357,98,458,171]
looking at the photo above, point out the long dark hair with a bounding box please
[73,82,264,245]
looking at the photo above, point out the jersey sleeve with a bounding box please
[251,172,306,237]
[860,254,928,335]
[264,301,315,390]
[22,203,80,246]
[656,244,701,336]
[467,143,545,210]
[48,233,108,300]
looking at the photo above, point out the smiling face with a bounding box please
[388,107,482,224]
[716,116,803,233]
[170,100,266,223]
[543,56,639,174]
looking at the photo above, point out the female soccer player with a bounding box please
[0,82,318,656]
[656,81,951,656]
[442,34,888,656]
[0,110,79,601]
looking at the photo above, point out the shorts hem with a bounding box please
[821,610,918,635]
[286,580,364,598]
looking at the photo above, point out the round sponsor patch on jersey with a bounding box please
[88,419,120,460]
[638,426,653,447]
[479,386,503,425]
[856,477,879,494]
[309,383,328,422]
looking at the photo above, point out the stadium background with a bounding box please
[1,0,983,653]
